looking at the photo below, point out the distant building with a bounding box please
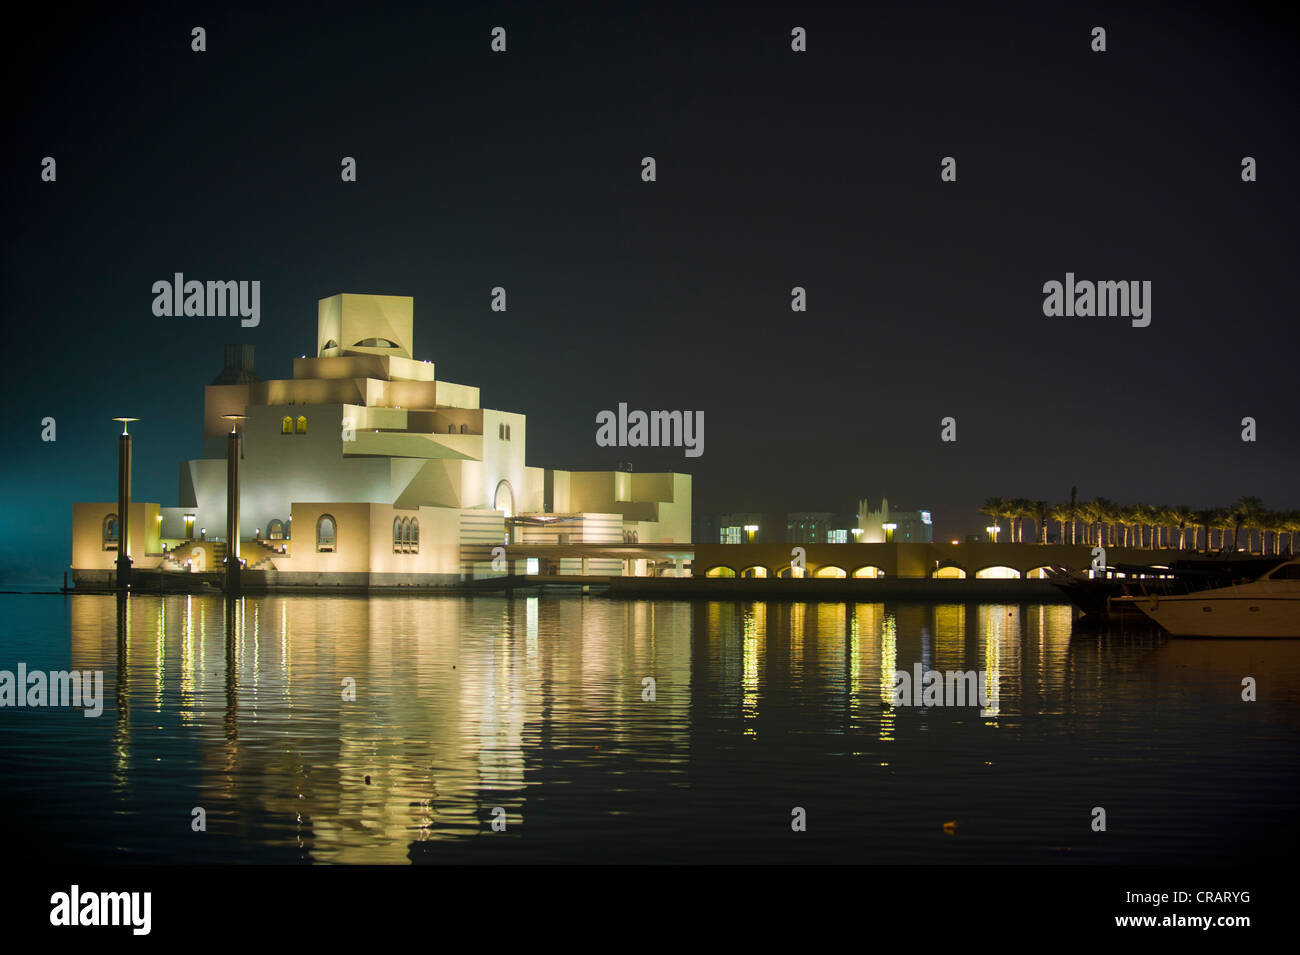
[716,512,770,544]
[699,500,935,546]
[857,497,933,544]
[705,508,890,544]
[786,511,858,544]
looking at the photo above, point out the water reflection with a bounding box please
[33,594,1300,863]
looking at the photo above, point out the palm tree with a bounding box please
[1154,504,1172,549]
[1148,505,1164,548]
[1216,508,1235,553]
[1012,498,1036,542]
[1232,496,1264,553]
[1151,504,1170,549]
[1192,508,1216,552]
[1170,505,1193,551]
[1110,500,1127,547]
[1127,504,1145,548]
[1273,511,1289,555]
[1090,498,1108,546]
[1033,500,1049,543]
[1251,508,1271,555]
[1118,504,1139,548]
[1077,499,1100,547]
[1130,502,1150,548]
[1145,503,1163,549]
[1004,499,1020,542]
[980,497,1008,542]
[1049,503,1071,545]
[1155,505,1178,549]
[1259,508,1286,555]
[1069,486,1079,544]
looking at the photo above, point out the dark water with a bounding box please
[0,593,1296,864]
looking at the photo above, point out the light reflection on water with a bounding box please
[1,593,1297,864]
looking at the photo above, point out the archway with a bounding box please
[740,566,768,578]
[493,480,515,518]
[976,566,1021,579]
[813,566,847,578]
[704,566,736,578]
[852,565,884,578]
[933,564,966,579]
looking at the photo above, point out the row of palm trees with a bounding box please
[978,495,1299,556]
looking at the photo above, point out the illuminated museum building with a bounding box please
[72,294,691,585]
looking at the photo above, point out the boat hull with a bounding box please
[1122,594,1300,638]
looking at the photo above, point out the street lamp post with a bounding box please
[111,418,139,592]
[222,414,247,594]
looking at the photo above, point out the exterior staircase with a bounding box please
[160,538,281,572]
[245,539,284,570]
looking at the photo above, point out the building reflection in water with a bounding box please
[69,594,1083,862]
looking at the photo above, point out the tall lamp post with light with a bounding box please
[111,418,139,592]
[222,414,247,594]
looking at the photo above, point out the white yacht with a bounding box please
[1117,559,1300,637]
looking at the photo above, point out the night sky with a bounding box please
[3,1,1297,586]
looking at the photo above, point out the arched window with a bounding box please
[393,517,404,553]
[505,424,511,440]
[281,416,293,434]
[459,424,467,434]
[448,424,456,433]
[102,513,119,551]
[352,338,400,348]
[284,518,291,540]
[498,423,504,439]
[410,518,419,553]
[316,514,336,553]
[268,519,284,540]
[296,415,308,434]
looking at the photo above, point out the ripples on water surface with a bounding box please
[1,593,1296,863]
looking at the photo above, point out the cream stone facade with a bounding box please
[71,293,691,588]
